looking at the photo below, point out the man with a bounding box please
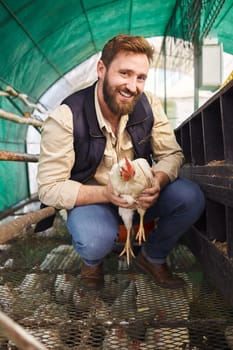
[37,34,205,290]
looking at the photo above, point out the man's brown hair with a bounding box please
[100,34,154,68]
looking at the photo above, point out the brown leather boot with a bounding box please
[136,251,185,289]
[80,262,104,290]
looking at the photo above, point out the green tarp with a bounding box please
[0,0,232,212]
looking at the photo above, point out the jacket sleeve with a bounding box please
[37,104,81,209]
[145,92,184,182]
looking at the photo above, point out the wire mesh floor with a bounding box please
[0,218,233,349]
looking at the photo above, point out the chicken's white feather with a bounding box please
[109,157,155,264]
[119,207,134,231]
[120,194,135,204]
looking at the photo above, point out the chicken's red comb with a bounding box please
[124,156,132,171]
[120,157,135,181]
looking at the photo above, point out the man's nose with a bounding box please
[126,77,137,93]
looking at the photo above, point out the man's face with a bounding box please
[98,51,149,116]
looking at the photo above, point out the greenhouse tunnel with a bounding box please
[1,0,233,349]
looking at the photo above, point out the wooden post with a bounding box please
[0,109,42,127]
[0,150,39,162]
[0,207,56,244]
[0,310,48,350]
[0,195,38,220]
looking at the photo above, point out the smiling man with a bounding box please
[37,34,205,290]
[98,51,148,116]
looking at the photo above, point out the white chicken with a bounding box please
[109,157,155,265]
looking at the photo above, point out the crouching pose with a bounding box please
[37,34,205,290]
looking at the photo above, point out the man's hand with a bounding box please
[136,169,170,210]
[104,180,137,209]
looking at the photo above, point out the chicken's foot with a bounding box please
[119,228,135,265]
[135,212,146,246]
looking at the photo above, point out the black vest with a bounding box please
[62,82,154,183]
[35,83,154,232]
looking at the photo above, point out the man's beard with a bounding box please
[102,75,141,116]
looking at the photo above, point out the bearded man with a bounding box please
[37,34,205,290]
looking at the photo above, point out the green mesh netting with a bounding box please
[0,96,29,212]
[0,0,232,212]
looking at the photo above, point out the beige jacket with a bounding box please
[37,84,184,209]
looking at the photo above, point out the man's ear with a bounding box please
[97,60,106,79]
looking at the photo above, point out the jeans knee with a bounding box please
[72,231,116,262]
[179,180,205,218]
[67,204,119,262]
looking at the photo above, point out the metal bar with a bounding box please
[80,0,98,52]
[0,195,39,220]
[128,0,133,33]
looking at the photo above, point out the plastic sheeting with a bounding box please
[0,0,233,212]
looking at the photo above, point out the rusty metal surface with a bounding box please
[0,231,233,349]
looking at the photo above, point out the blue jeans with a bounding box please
[67,178,205,266]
